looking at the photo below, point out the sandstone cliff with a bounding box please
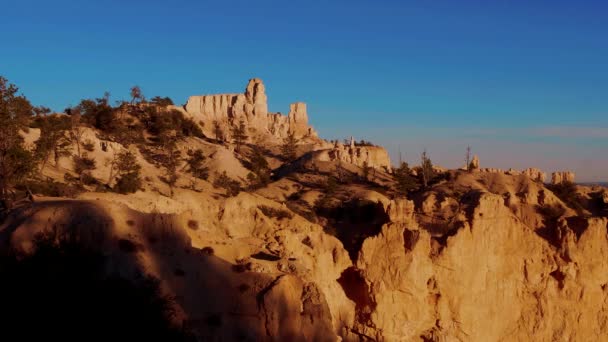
[552,171,576,184]
[183,79,317,142]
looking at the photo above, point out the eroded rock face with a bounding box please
[480,167,547,182]
[552,171,576,184]
[184,79,317,141]
[312,143,392,171]
[522,167,547,182]
[353,192,608,341]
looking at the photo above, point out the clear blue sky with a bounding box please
[2,0,607,181]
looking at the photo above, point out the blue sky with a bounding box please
[2,0,607,181]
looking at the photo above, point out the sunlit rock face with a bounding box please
[552,171,576,184]
[183,78,317,141]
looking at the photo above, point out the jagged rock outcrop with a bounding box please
[470,155,480,170]
[522,167,547,182]
[552,171,576,184]
[480,167,546,182]
[311,142,392,171]
[354,191,608,341]
[183,78,317,141]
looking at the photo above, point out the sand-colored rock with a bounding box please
[522,167,547,182]
[354,191,608,341]
[311,143,392,171]
[470,154,480,169]
[184,79,317,142]
[552,171,576,184]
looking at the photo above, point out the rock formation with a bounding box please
[470,154,480,170]
[355,192,608,341]
[183,78,317,141]
[552,171,576,184]
[312,141,392,171]
[480,167,546,182]
[522,167,547,182]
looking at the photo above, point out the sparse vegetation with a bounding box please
[185,149,209,180]
[33,114,72,172]
[393,162,417,195]
[465,146,472,172]
[231,119,247,152]
[537,203,566,222]
[213,120,224,142]
[18,178,81,198]
[281,131,298,161]
[73,153,97,186]
[420,149,435,189]
[547,181,584,214]
[246,146,270,189]
[213,171,241,196]
[360,161,370,178]
[355,139,375,146]
[258,205,293,220]
[144,108,204,139]
[0,77,36,209]
[83,139,96,152]
[150,96,174,107]
[161,141,181,196]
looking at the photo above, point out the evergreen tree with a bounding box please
[185,149,209,180]
[420,150,435,189]
[113,150,142,194]
[0,76,36,208]
[281,131,298,161]
[393,162,417,195]
[213,120,223,142]
[231,119,247,152]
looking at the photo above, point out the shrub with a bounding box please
[114,173,141,194]
[185,149,209,180]
[144,109,204,139]
[82,139,95,152]
[258,205,293,220]
[547,181,584,214]
[213,172,241,197]
[536,203,566,222]
[113,150,142,194]
[18,179,80,198]
[73,154,96,174]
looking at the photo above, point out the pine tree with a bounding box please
[281,131,298,161]
[231,119,247,152]
[113,150,142,194]
[0,76,35,208]
[185,149,209,180]
[393,162,417,195]
[420,150,435,189]
[213,120,223,142]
